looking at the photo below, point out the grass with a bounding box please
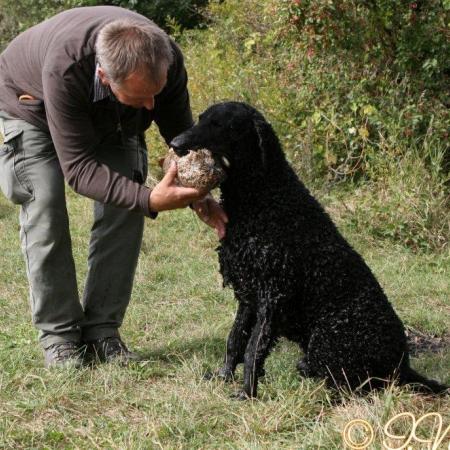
[0,181,448,449]
[0,0,448,446]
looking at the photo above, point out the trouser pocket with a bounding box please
[0,123,34,204]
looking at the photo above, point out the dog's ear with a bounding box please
[253,115,278,171]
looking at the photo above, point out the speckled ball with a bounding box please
[163,148,226,191]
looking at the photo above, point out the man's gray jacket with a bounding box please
[0,5,193,217]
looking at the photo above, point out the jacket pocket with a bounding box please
[18,97,44,111]
[0,127,34,204]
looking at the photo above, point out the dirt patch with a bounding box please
[405,326,450,356]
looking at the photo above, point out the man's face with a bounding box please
[98,67,167,110]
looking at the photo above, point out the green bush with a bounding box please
[287,0,450,92]
[0,0,68,50]
[183,0,448,176]
[0,0,207,51]
[181,0,449,251]
[73,0,209,30]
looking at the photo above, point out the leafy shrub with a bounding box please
[0,0,70,50]
[287,0,450,92]
[184,0,448,176]
[181,0,449,251]
[0,0,207,51]
[73,0,209,30]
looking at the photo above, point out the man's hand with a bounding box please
[149,161,207,212]
[191,194,228,240]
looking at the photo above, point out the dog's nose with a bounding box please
[169,137,190,156]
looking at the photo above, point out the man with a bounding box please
[0,5,227,368]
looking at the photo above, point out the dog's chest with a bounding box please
[218,225,295,298]
[218,234,264,293]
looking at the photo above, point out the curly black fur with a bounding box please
[170,102,448,399]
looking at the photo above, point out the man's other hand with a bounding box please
[191,194,228,240]
[149,161,206,212]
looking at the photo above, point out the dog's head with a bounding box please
[170,102,282,179]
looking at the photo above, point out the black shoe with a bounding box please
[86,337,141,365]
[43,342,85,369]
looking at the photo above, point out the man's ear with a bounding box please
[97,67,110,86]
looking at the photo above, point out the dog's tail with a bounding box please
[398,367,448,395]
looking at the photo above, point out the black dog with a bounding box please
[170,102,448,399]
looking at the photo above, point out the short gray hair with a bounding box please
[95,19,174,85]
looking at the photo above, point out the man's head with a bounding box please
[95,19,173,110]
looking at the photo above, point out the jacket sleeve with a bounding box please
[153,40,194,144]
[42,68,154,217]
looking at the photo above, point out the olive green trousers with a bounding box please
[0,111,147,348]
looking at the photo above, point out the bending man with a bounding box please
[0,5,227,367]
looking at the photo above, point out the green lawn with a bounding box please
[0,187,448,449]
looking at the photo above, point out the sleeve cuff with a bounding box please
[139,187,158,219]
